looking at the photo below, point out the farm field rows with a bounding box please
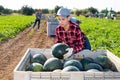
[0,15,120,80]
[0,15,34,41]
[78,16,120,57]
[0,17,55,80]
[0,15,120,57]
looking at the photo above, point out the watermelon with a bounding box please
[53,69,62,72]
[94,55,112,69]
[103,69,113,72]
[84,63,103,71]
[43,58,63,71]
[87,69,100,72]
[51,43,69,59]
[63,59,83,70]
[62,66,80,72]
[80,57,94,70]
[31,53,47,65]
[29,63,43,72]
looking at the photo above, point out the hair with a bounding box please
[57,15,70,18]
[76,20,81,24]
[66,15,70,18]
[38,9,42,12]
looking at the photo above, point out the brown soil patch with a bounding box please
[0,20,55,80]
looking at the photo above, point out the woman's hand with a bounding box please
[64,48,73,59]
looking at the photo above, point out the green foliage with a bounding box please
[77,16,120,57]
[75,10,81,16]
[88,7,98,14]
[42,9,49,14]
[54,6,62,15]
[0,5,4,12]
[2,8,13,14]
[0,15,34,41]
[0,15,120,58]
[21,5,34,15]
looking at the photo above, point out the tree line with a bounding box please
[0,5,119,16]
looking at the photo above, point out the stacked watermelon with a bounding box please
[26,43,117,72]
[26,53,47,72]
[27,53,63,72]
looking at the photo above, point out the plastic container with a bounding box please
[47,21,59,36]
[14,48,120,80]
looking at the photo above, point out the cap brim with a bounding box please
[57,14,68,18]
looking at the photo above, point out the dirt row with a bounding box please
[0,21,55,80]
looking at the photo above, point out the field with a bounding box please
[77,16,120,57]
[0,15,55,80]
[0,15,120,80]
[0,15,34,41]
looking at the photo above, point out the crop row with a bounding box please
[0,15,34,41]
[77,16,120,57]
[0,15,120,58]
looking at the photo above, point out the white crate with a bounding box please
[14,48,120,80]
[47,21,59,36]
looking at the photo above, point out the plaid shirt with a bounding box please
[55,21,86,54]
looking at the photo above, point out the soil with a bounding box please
[0,20,56,80]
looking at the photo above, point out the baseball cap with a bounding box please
[57,8,70,17]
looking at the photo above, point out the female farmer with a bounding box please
[55,8,91,58]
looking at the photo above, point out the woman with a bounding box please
[55,8,91,58]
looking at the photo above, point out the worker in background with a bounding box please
[32,9,42,31]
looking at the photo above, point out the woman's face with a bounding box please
[57,16,70,27]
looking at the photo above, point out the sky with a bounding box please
[0,0,120,12]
